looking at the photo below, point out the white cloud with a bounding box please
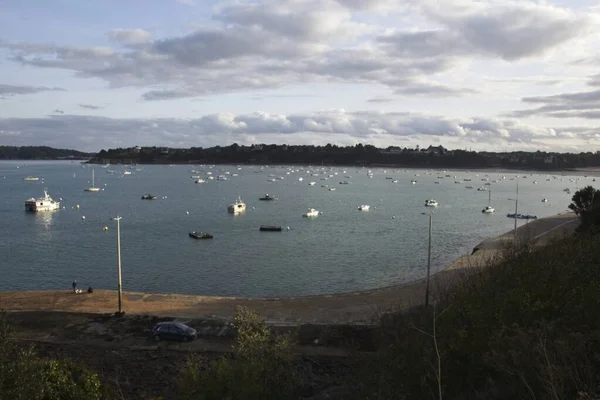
[108,28,152,45]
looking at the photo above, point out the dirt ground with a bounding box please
[4,311,355,400]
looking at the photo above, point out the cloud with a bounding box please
[419,0,596,60]
[79,104,103,110]
[108,28,152,45]
[0,84,65,96]
[0,111,589,152]
[510,88,600,119]
[4,0,592,101]
[175,0,195,5]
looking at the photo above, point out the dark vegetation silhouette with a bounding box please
[89,143,600,170]
[0,146,92,160]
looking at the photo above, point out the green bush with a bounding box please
[177,306,300,400]
[0,311,105,400]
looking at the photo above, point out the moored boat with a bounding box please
[424,199,438,207]
[358,205,370,211]
[23,176,39,181]
[141,194,157,200]
[302,208,320,217]
[259,225,282,232]
[189,231,213,239]
[259,194,277,201]
[25,190,60,212]
[228,197,247,214]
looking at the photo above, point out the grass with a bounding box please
[353,230,600,399]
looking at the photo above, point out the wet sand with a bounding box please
[0,212,579,324]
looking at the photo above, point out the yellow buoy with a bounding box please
[75,204,80,209]
[103,226,108,231]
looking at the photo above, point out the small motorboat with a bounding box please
[358,205,370,211]
[541,198,548,203]
[141,194,157,200]
[259,225,282,232]
[194,179,206,183]
[519,214,538,220]
[507,213,523,219]
[303,208,320,217]
[189,231,213,239]
[228,197,247,214]
[424,199,438,207]
[410,180,417,184]
[23,176,40,181]
[259,194,277,201]
[482,206,495,214]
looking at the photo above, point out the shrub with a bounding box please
[178,306,300,400]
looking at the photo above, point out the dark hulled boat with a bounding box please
[259,225,282,232]
[189,231,213,239]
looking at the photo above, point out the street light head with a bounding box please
[112,216,122,221]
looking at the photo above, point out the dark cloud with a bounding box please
[0,84,65,95]
[510,89,600,118]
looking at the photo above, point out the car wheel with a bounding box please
[154,335,160,342]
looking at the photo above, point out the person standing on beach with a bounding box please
[72,280,77,293]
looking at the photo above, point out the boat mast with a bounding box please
[92,169,95,188]
[488,187,491,206]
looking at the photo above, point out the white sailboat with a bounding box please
[84,169,100,192]
[482,187,494,213]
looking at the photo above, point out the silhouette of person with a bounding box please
[72,280,77,293]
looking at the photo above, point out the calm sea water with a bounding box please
[0,161,586,297]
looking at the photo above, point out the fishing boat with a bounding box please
[25,190,60,212]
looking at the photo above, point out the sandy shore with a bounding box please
[0,212,580,324]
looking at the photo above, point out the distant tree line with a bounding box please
[0,146,93,160]
[88,143,600,171]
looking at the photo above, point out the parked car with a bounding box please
[151,322,197,342]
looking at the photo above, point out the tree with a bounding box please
[569,186,600,231]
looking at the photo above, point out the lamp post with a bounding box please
[514,179,519,242]
[425,211,433,307]
[112,216,123,315]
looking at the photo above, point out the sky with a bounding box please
[0,0,599,153]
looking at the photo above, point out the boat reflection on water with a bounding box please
[34,210,55,231]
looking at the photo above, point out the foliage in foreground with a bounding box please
[569,185,600,232]
[0,312,104,400]
[177,306,300,400]
[355,231,600,400]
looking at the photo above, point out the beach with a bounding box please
[0,212,580,324]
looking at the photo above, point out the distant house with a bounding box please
[426,145,447,155]
[160,147,169,155]
[133,146,142,153]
